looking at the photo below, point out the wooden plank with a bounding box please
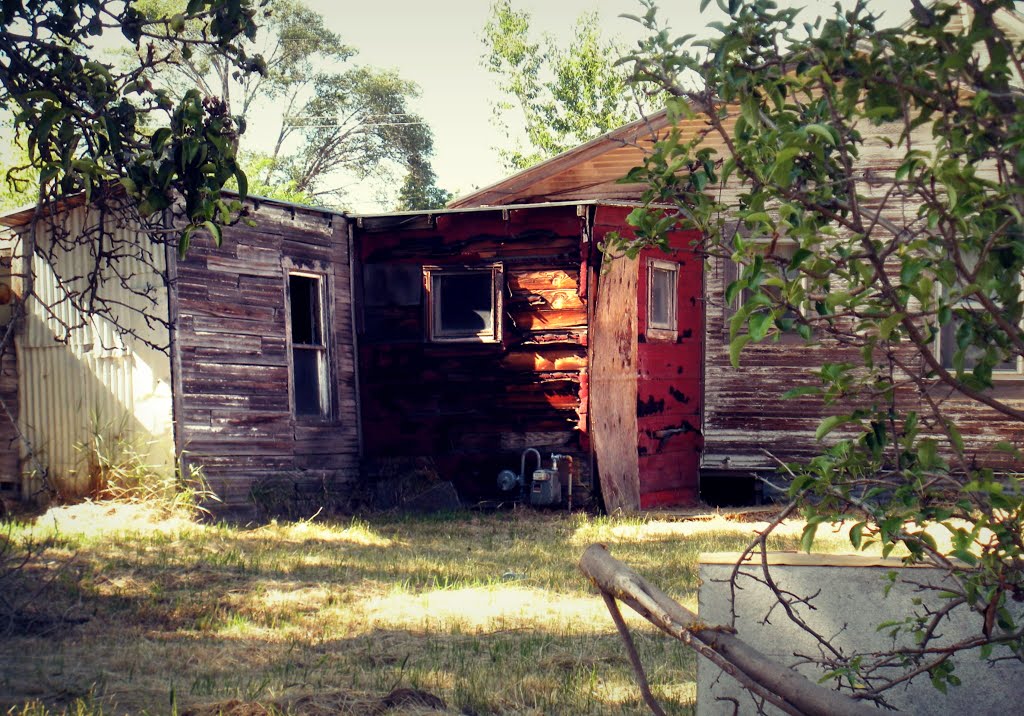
[589,252,640,513]
[509,306,588,330]
[500,348,587,372]
[186,300,277,322]
[205,255,280,278]
[508,269,579,291]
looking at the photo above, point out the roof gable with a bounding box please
[452,2,1024,210]
[449,110,673,208]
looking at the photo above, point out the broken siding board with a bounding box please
[509,306,588,330]
[589,251,641,513]
[508,270,579,291]
[356,205,589,499]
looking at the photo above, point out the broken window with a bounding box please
[647,258,678,339]
[289,273,330,417]
[424,264,503,342]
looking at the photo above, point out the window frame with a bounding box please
[936,294,1024,381]
[724,236,810,342]
[286,269,333,420]
[423,263,504,343]
[646,257,679,341]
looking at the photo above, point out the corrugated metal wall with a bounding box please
[13,206,174,498]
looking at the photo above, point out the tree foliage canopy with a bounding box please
[482,0,661,171]
[616,0,1024,701]
[140,0,448,208]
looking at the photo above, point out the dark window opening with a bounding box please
[289,273,329,417]
[426,266,502,342]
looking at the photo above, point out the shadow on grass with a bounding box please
[0,509,800,715]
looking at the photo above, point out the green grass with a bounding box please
[0,504,853,715]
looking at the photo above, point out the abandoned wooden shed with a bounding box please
[0,196,359,515]
[353,201,702,511]
[452,104,1024,503]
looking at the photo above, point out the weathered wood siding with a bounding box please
[589,240,639,513]
[172,202,358,513]
[701,119,1024,479]
[455,111,1024,496]
[355,205,589,502]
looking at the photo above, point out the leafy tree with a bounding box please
[608,0,1024,704]
[0,0,264,239]
[142,0,448,207]
[482,0,662,170]
[396,156,453,211]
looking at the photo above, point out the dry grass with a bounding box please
[0,504,857,715]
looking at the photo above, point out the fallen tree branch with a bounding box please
[579,544,879,716]
[601,592,667,716]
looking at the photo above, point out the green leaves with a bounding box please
[729,334,751,368]
[815,414,851,441]
[4,0,265,247]
[623,0,1024,685]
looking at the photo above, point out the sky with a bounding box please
[276,0,913,210]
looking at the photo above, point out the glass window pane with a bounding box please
[435,273,493,334]
[293,348,322,415]
[941,315,1017,372]
[650,266,675,328]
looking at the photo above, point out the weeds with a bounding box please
[0,523,85,637]
[76,416,217,517]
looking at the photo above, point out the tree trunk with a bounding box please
[578,544,879,716]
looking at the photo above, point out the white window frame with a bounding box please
[937,295,1024,380]
[286,270,332,419]
[423,263,504,343]
[646,258,679,341]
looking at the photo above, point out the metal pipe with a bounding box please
[520,448,544,481]
[567,457,573,511]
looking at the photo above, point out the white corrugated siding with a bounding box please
[14,206,174,497]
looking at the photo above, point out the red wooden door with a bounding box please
[635,231,704,508]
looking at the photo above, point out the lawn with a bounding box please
[0,503,850,715]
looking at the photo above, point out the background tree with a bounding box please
[396,156,453,211]
[140,0,449,207]
[602,0,1024,705]
[482,0,662,171]
[0,128,36,211]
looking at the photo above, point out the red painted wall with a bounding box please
[594,206,703,508]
